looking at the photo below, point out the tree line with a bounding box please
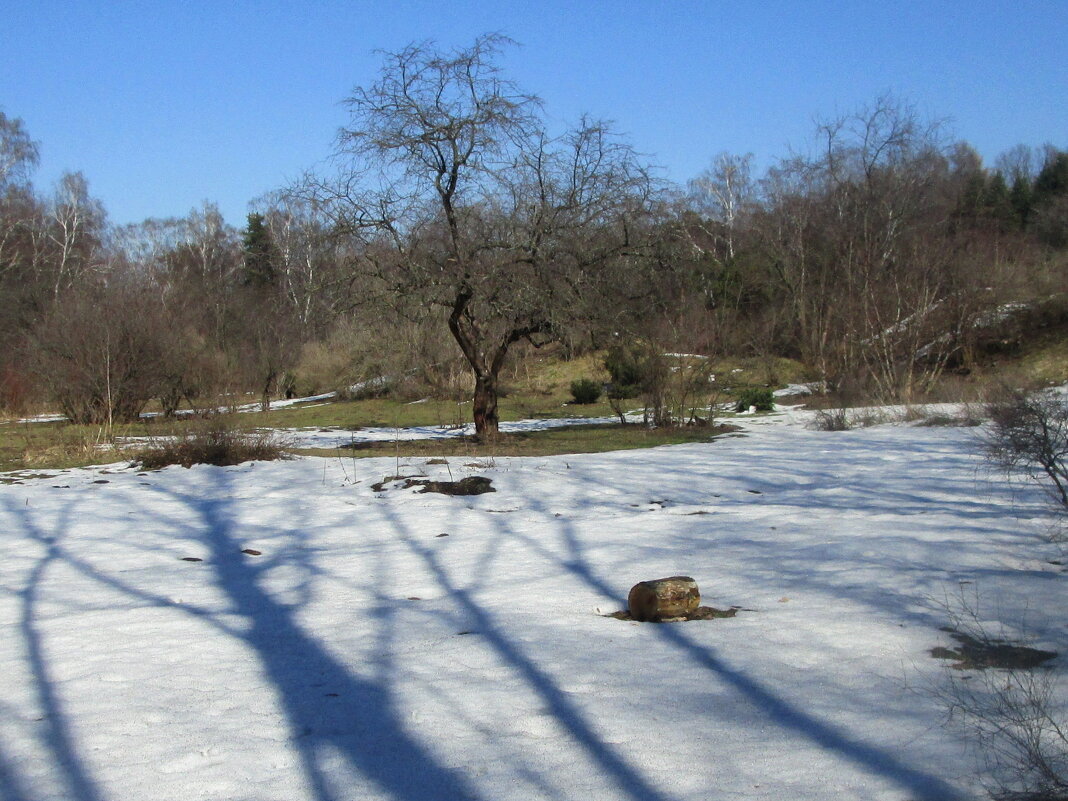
[1,35,1066,435]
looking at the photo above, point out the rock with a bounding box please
[628,576,701,622]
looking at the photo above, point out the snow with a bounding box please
[6,391,341,425]
[773,382,823,398]
[0,412,1063,801]
[281,415,621,448]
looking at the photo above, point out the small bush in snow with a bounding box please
[734,387,774,413]
[569,378,602,405]
[811,408,852,431]
[914,411,984,427]
[137,420,291,469]
[985,388,1068,513]
[935,591,1067,801]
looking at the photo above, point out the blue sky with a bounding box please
[3,1,1065,226]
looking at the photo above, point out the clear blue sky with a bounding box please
[3,0,1065,226]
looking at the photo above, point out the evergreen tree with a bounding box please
[955,171,987,221]
[242,212,278,287]
[983,172,1015,229]
[1033,150,1068,205]
[1010,175,1033,228]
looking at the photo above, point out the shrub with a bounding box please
[137,419,291,469]
[569,378,602,404]
[604,344,643,400]
[29,287,168,424]
[734,387,774,412]
[604,343,716,426]
[985,388,1068,512]
[811,408,852,431]
[935,591,1067,801]
[809,407,895,431]
[914,411,983,427]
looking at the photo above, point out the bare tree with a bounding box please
[0,111,38,189]
[688,151,754,261]
[46,171,106,301]
[28,282,169,424]
[996,144,1041,187]
[250,190,355,332]
[315,35,657,437]
[986,388,1068,513]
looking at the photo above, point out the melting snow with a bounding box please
[0,412,1062,800]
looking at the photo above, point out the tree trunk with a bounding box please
[628,576,701,622]
[260,369,276,413]
[472,373,499,439]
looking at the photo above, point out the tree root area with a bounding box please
[606,606,740,622]
[372,475,495,495]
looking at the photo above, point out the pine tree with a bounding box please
[1010,175,1033,228]
[242,213,278,287]
[1034,150,1068,205]
[983,172,1015,229]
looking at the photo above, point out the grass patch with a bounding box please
[1011,336,1068,387]
[137,421,292,469]
[293,422,736,460]
[0,420,142,471]
[0,414,295,472]
[515,350,610,396]
[258,393,620,430]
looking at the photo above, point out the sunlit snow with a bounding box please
[0,412,1062,800]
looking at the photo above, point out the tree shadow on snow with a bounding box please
[0,471,482,801]
[147,472,484,801]
[373,499,677,801]
[0,430,1000,801]
[0,495,108,801]
[487,462,971,801]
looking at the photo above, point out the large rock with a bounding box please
[627,576,700,622]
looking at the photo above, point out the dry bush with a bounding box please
[985,388,1068,514]
[605,343,718,427]
[912,407,985,427]
[0,363,32,417]
[935,592,1067,801]
[137,419,292,469]
[810,408,853,431]
[809,407,891,431]
[29,286,169,424]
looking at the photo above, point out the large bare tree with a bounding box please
[317,35,656,437]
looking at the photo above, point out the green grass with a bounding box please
[257,392,620,430]
[292,422,737,460]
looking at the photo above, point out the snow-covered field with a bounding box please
[0,413,1063,801]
